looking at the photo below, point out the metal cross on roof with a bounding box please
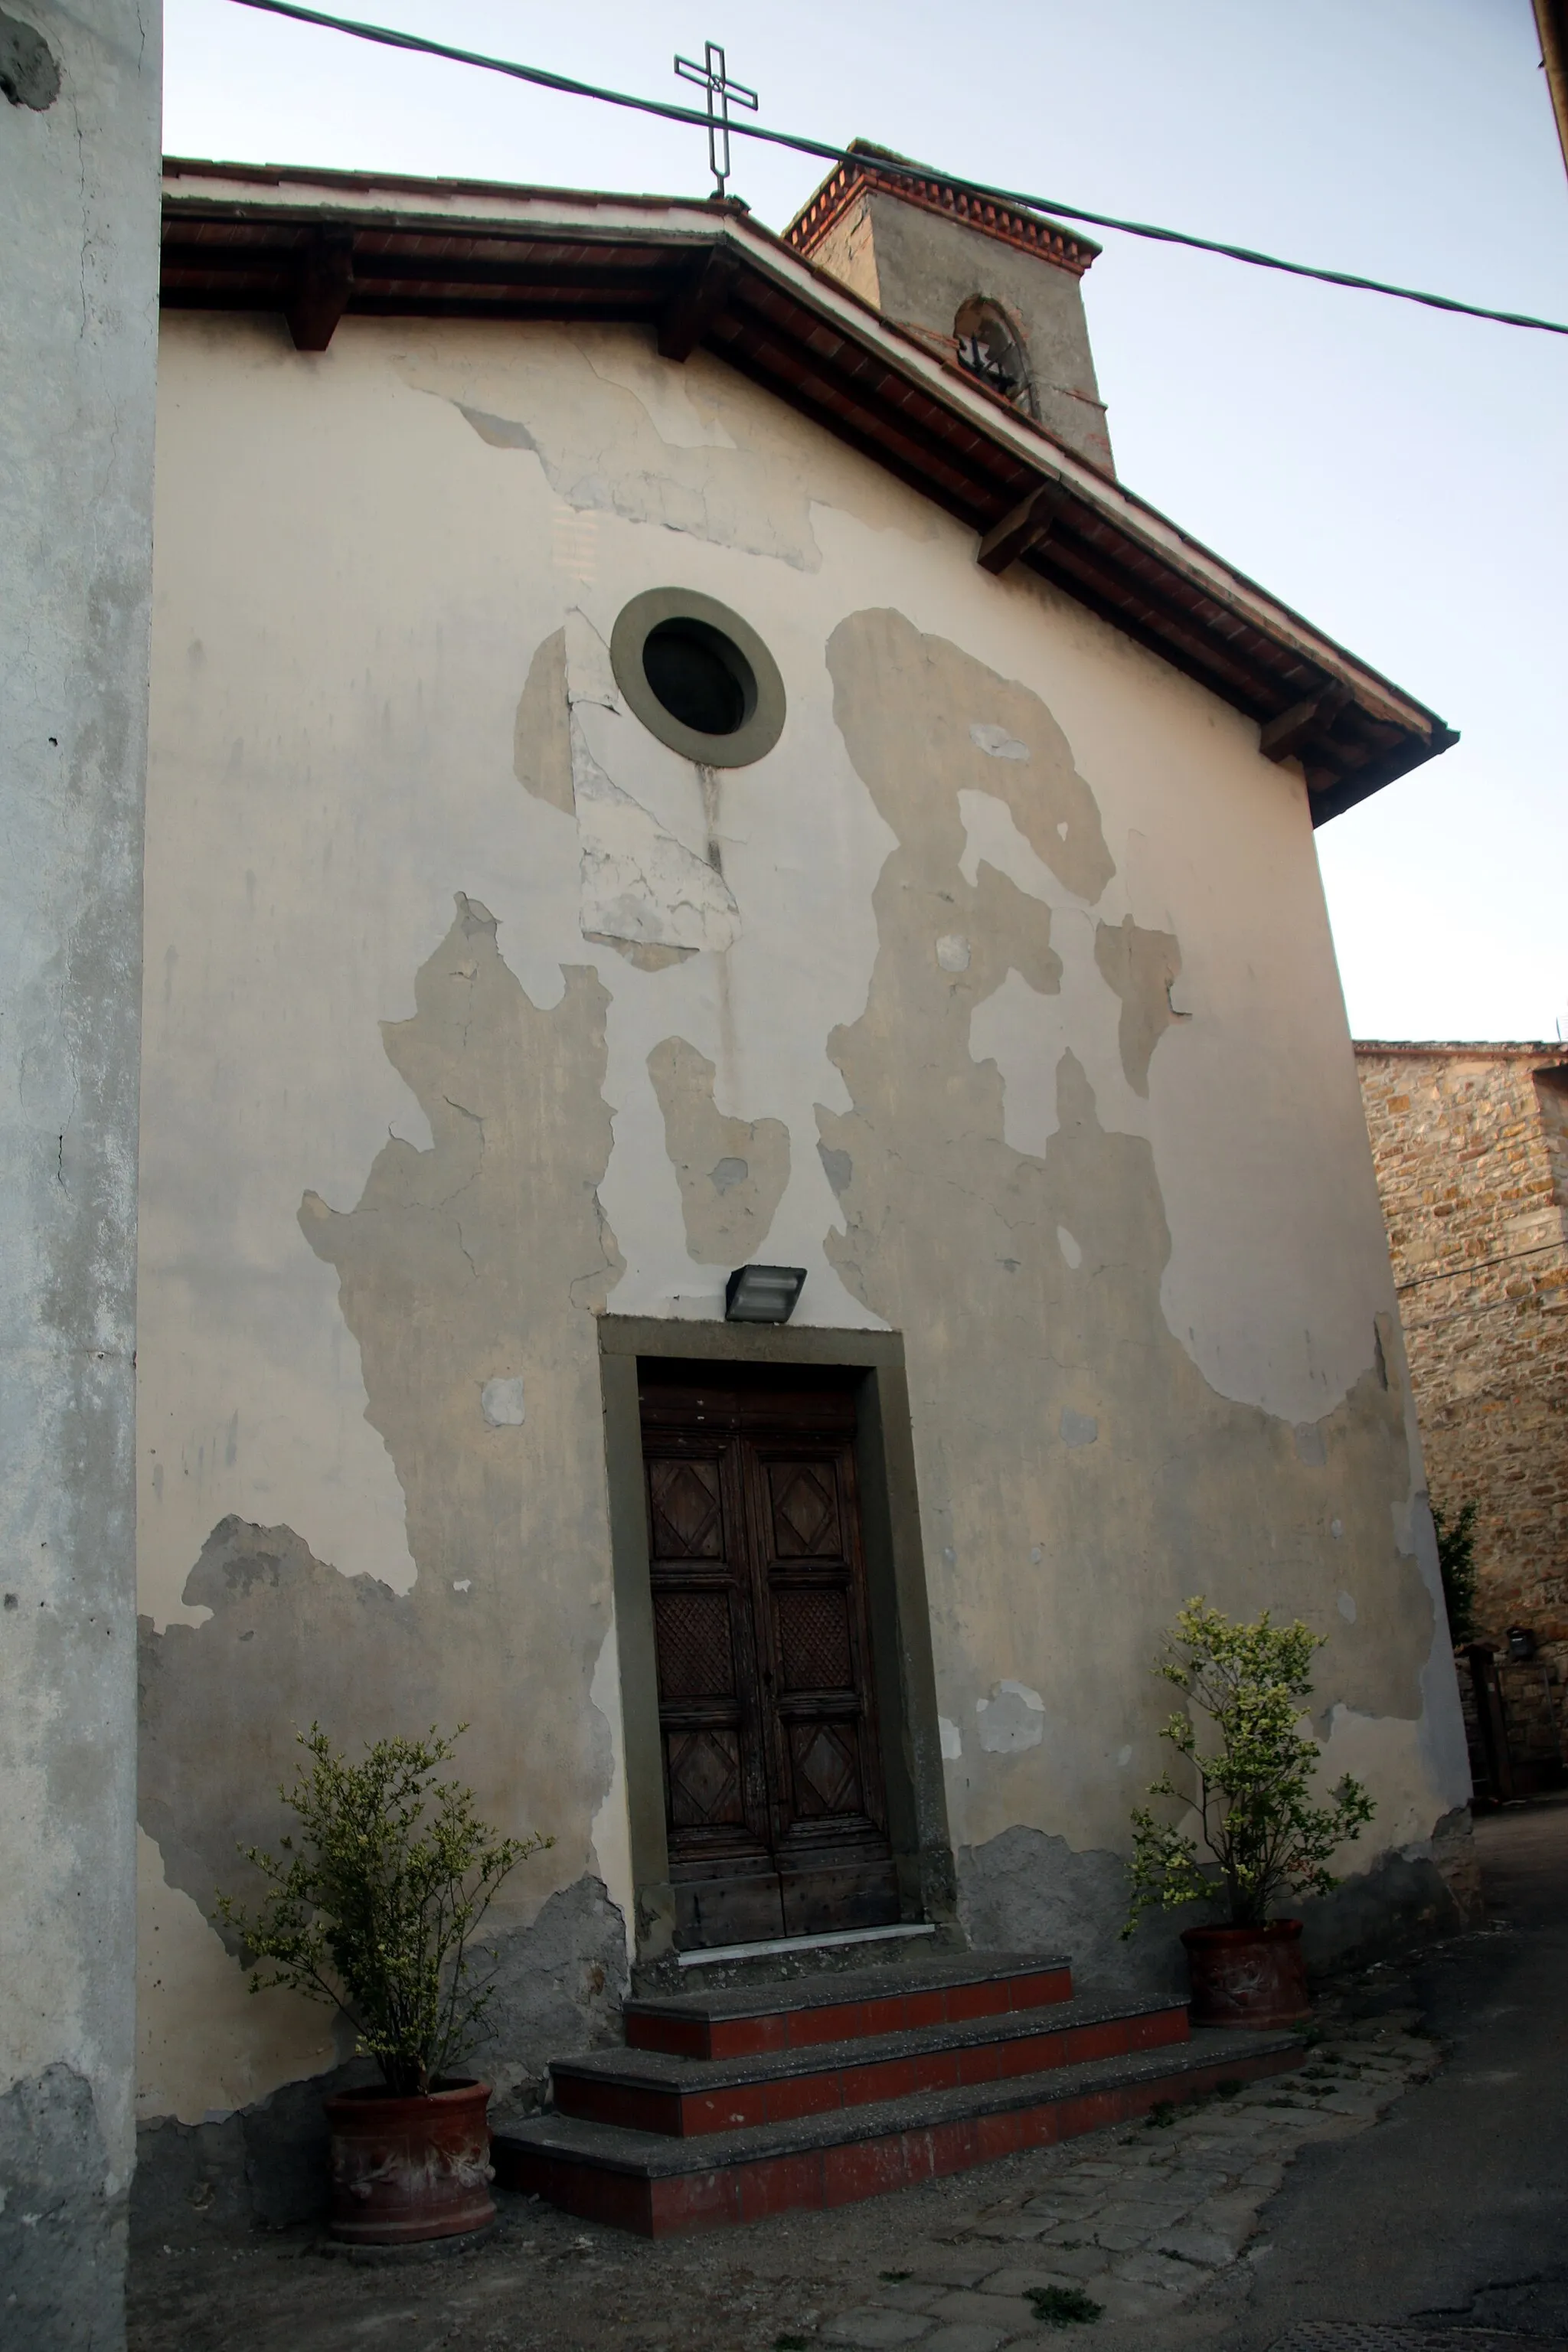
[674,40,758,199]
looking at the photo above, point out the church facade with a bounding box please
[136,150,1473,2204]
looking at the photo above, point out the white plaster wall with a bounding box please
[0,0,162,2322]
[140,310,1466,2103]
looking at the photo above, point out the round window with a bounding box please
[642,617,754,737]
[609,589,786,767]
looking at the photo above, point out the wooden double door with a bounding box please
[639,1364,901,1949]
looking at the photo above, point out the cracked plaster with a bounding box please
[648,1034,791,1263]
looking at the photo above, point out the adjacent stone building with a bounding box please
[1357,1044,1568,1784]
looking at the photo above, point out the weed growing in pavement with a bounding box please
[878,2270,911,2282]
[1215,2079,1243,2099]
[1145,2100,1177,2128]
[1028,2285,1105,2327]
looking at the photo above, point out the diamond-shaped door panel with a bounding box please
[789,1720,864,1817]
[648,1457,724,1559]
[665,1728,745,1828]
[767,1461,841,1557]
[776,1586,854,1693]
[653,1591,737,1702]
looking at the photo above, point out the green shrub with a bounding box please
[217,1723,550,2097]
[1124,1599,1374,1933]
[1431,1499,1478,1645]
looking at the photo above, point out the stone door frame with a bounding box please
[597,1316,956,1964]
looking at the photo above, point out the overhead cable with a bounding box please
[220,0,1568,340]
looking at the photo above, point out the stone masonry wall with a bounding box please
[1357,1047,1568,1713]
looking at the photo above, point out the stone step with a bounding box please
[623,1950,1073,2060]
[554,1990,1188,2137]
[492,2027,1302,2236]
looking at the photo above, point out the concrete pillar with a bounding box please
[1,4,161,2342]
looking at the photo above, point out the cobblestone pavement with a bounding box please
[128,2001,1434,2352]
[808,2012,1433,2350]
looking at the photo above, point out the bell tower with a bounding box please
[785,143,1114,476]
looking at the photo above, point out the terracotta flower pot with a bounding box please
[324,2076,495,2244]
[1181,1919,1310,2027]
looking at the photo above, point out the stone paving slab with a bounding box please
[822,2309,933,2346]
[902,2250,1001,2287]
[923,2286,1040,2331]
[874,2281,951,2311]
[985,2261,1111,2295]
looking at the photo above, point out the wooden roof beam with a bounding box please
[657,247,739,361]
[286,228,354,352]
[976,482,1060,574]
[1259,682,1352,763]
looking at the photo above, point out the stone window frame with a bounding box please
[609,586,787,769]
[596,1315,957,1963]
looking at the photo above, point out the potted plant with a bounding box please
[219,1723,550,2243]
[1123,1599,1374,2026]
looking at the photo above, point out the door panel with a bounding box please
[642,1436,782,1945]
[640,1368,902,1949]
[766,1459,844,1558]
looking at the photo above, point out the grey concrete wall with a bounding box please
[0,4,161,2342]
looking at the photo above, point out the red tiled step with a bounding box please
[622,1950,1073,2060]
[492,2027,1302,2236]
[554,1990,1187,2137]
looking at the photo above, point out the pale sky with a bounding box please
[163,0,1568,1043]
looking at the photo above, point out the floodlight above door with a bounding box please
[724,1265,806,1324]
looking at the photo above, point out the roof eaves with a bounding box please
[157,162,1456,818]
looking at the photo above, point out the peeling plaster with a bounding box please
[528,608,746,956]
[563,606,620,715]
[480,1376,525,1428]
[403,328,934,573]
[976,1681,1047,1753]
[1093,914,1187,1097]
[139,894,631,2108]
[648,1035,790,1263]
[587,1623,635,1959]
[819,607,1441,1865]
[136,1829,335,2127]
[572,719,741,954]
[514,629,573,814]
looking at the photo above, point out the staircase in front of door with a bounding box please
[492,1947,1303,2235]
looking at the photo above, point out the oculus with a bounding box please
[610,587,786,767]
